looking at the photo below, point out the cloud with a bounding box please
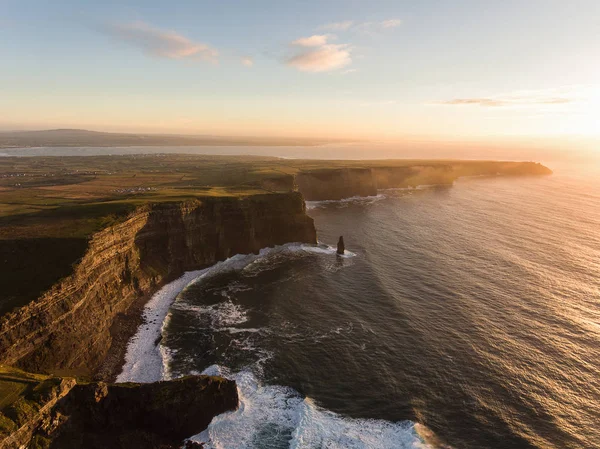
[341,68,358,74]
[287,44,352,72]
[380,19,402,29]
[319,19,402,33]
[241,56,254,67]
[436,96,573,107]
[320,21,354,31]
[106,21,218,63]
[292,34,331,47]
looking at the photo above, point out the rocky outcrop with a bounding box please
[37,376,238,449]
[0,371,76,449]
[336,236,345,255]
[372,165,456,189]
[0,370,238,449]
[0,193,316,378]
[295,162,552,200]
[296,168,377,200]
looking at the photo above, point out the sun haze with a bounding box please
[1,0,599,157]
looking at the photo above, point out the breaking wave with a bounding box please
[117,239,434,449]
[191,365,433,449]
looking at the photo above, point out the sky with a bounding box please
[1,0,599,148]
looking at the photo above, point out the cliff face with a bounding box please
[296,162,552,200]
[38,376,238,449]
[296,168,377,201]
[0,192,316,377]
[0,369,237,449]
[372,165,457,189]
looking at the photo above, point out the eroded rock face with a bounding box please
[296,168,377,201]
[0,193,316,378]
[38,376,238,449]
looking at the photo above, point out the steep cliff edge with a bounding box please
[295,162,552,200]
[0,192,316,378]
[37,376,238,449]
[296,168,377,201]
[0,366,238,449]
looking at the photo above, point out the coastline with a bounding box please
[113,243,339,384]
[95,274,184,382]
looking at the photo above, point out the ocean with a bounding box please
[116,163,600,449]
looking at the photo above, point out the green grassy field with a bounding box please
[0,365,69,441]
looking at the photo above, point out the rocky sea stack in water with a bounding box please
[337,236,345,255]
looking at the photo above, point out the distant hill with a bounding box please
[0,129,349,148]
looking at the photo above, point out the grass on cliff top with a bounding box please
[0,365,49,410]
[0,365,69,437]
[0,155,285,314]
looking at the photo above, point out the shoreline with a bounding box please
[95,277,172,382]
[111,244,337,384]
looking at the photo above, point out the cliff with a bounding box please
[0,366,238,449]
[0,192,316,378]
[296,168,377,201]
[295,162,552,200]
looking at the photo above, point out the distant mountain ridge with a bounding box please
[0,129,349,148]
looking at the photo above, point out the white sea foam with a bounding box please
[117,242,348,383]
[116,269,205,383]
[190,366,433,449]
[172,300,249,328]
[116,242,425,449]
[306,194,386,210]
[306,186,455,210]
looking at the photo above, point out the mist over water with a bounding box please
[125,164,599,449]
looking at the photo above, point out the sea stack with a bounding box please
[337,236,345,255]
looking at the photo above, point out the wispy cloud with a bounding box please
[241,56,254,67]
[380,19,402,29]
[436,94,574,108]
[320,21,354,31]
[292,34,331,47]
[106,21,218,63]
[320,19,402,33]
[287,33,351,72]
[287,44,352,73]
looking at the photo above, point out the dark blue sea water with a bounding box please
[121,165,600,449]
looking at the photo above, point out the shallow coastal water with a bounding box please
[121,165,600,449]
